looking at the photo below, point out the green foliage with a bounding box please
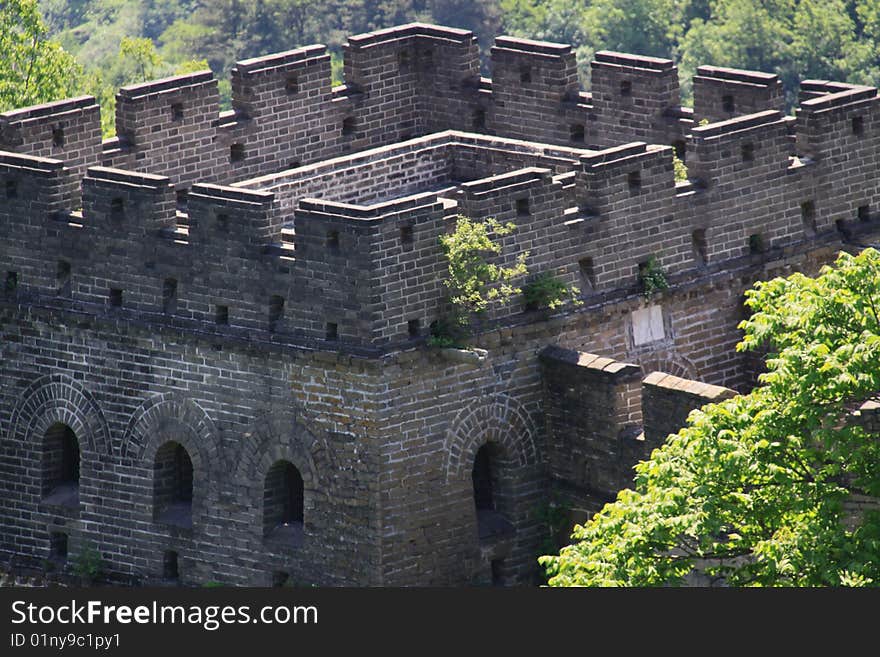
[72,543,103,582]
[534,494,571,557]
[522,271,582,311]
[638,255,669,298]
[541,248,880,587]
[427,316,468,349]
[673,153,688,182]
[0,0,85,111]
[439,215,529,325]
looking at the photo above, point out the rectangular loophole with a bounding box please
[570,123,585,144]
[4,271,18,295]
[741,142,754,162]
[342,117,356,137]
[407,319,420,337]
[110,197,125,220]
[5,179,17,198]
[852,116,864,136]
[216,213,229,232]
[52,126,65,147]
[516,198,530,216]
[50,532,68,560]
[858,205,870,222]
[215,305,229,325]
[722,94,735,112]
[171,103,184,121]
[326,322,338,340]
[230,143,245,162]
[400,225,414,244]
[268,295,284,332]
[491,559,505,586]
[109,288,123,307]
[692,228,708,264]
[748,233,765,254]
[57,260,71,297]
[627,170,641,191]
[162,278,178,314]
[285,75,298,94]
[578,257,595,291]
[472,108,486,131]
[326,230,340,250]
[398,50,411,70]
[672,140,686,161]
[163,550,179,580]
[620,80,632,97]
[519,65,532,83]
[801,200,817,234]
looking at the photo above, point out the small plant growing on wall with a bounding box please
[522,272,582,311]
[72,543,103,585]
[436,215,529,336]
[673,153,688,183]
[638,255,669,299]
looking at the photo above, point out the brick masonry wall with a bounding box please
[0,304,381,586]
[692,66,785,125]
[641,371,737,447]
[0,97,102,206]
[4,22,880,586]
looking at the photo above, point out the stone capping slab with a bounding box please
[539,345,642,381]
[0,149,65,172]
[234,44,328,74]
[580,142,648,167]
[695,65,779,86]
[493,36,572,57]
[690,110,784,140]
[86,166,171,190]
[593,50,675,71]
[346,22,474,48]
[236,133,457,189]
[800,80,862,95]
[799,85,878,111]
[0,96,97,122]
[643,370,737,402]
[189,183,274,205]
[118,70,215,100]
[458,167,551,195]
[297,190,443,221]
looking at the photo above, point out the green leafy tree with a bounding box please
[439,215,529,325]
[0,0,85,111]
[541,248,880,586]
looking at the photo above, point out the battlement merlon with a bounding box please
[795,85,879,161]
[82,166,176,234]
[589,51,681,149]
[188,183,278,247]
[576,142,675,215]
[342,22,479,90]
[491,36,579,96]
[684,110,793,192]
[0,150,75,219]
[693,65,784,124]
[114,69,219,143]
[0,96,102,202]
[230,45,331,121]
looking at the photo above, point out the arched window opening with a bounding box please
[472,443,514,541]
[154,441,194,528]
[472,444,495,511]
[263,460,304,546]
[42,423,80,508]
